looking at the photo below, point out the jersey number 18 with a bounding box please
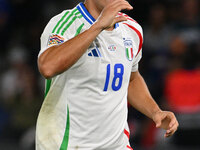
[103,64,124,91]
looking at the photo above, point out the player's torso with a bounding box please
[37,3,140,149]
[67,24,135,93]
[57,21,137,148]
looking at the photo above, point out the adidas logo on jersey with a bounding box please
[88,39,102,57]
[88,47,102,57]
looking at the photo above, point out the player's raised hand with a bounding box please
[95,0,133,30]
[152,111,179,137]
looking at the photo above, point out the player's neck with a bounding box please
[84,0,102,20]
[84,1,114,31]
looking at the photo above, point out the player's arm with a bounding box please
[38,23,102,79]
[128,71,179,137]
[38,0,132,79]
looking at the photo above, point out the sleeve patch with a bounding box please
[48,34,65,46]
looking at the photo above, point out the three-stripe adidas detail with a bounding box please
[52,8,83,36]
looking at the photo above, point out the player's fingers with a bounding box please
[165,129,176,137]
[168,116,176,128]
[111,0,132,6]
[165,121,178,137]
[103,3,132,20]
[102,0,132,19]
[168,112,176,128]
[114,16,127,23]
[111,0,133,11]
[155,113,166,128]
[168,120,179,133]
[114,3,133,11]
[165,129,175,138]
[155,120,161,128]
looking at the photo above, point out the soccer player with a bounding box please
[37,0,179,149]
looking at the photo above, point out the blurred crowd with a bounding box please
[0,0,199,150]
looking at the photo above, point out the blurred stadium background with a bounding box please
[0,0,200,149]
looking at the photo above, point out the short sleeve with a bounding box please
[120,12,143,72]
[38,12,70,57]
[129,22,143,72]
[131,50,142,72]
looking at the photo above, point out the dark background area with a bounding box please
[0,0,200,150]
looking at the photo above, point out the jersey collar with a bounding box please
[77,2,119,28]
[77,2,95,24]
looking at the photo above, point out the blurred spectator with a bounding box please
[0,46,42,149]
[162,32,200,149]
[142,3,173,103]
[173,0,200,45]
[0,0,11,54]
[144,4,172,54]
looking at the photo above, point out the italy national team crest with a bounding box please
[48,34,65,46]
[124,38,134,61]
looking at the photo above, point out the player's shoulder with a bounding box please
[42,9,71,32]
[42,7,81,36]
[118,12,143,34]
[49,7,78,25]
[118,12,143,55]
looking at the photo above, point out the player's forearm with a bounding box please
[128,71,161,119]
[38,23,102,79]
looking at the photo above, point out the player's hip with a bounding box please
[36,125,132,150]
